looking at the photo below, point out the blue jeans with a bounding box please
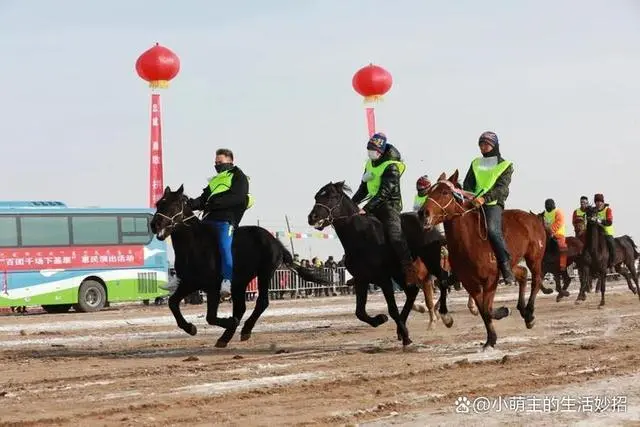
[484,205,511,265]
[204,220,234,281]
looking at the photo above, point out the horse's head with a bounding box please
[420,170,470,229]
[584,205,600,227]
[150,184,196,241]
[307,181,354,230]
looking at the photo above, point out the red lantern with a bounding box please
[135,43,181,89]
[352,63,393,103]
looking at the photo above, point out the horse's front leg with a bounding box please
[435,275,454,328]
[598,272,606,307]
[354,279,388,327]
[168,285,198,336]
[576,266,589,303]
[380,278,412,347]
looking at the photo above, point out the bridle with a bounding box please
[312,194,358,227]
[424,181,488,239]
[155,199,198,232]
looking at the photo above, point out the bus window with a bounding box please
[0,216,18,247]
[120,216,152,244]
[72,215,119,245]
[20,216,70,246]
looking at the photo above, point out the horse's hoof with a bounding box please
[482,343,495,352]
[186,324,197,336]
[526,319,536,329]
[561,290,570,297]
[556,294,563,303]
[240,333,251,341]
[442,314,454,328]
[402,338,413,348]
[215,340,228,348]
[494,307,510,320]
[598,301,605,308]
[375,314,389,325]
[542,287,554,295]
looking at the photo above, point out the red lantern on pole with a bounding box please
[135,43,181,208]
[352,63,393,137]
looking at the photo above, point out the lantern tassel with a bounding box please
[149,80,170,89]
[362,94,385,105]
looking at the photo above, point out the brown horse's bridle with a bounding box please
[425,181,488,239]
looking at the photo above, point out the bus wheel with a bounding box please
[42,304,72,314]
[74,280,106,313]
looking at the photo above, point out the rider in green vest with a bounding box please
[160,148,251,301]
[462,131,516,285]
[593,193,616,268]
[351,132,420,286]
[413,175,431,212]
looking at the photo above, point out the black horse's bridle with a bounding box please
[312,195,358,227]
[155,199,198,232]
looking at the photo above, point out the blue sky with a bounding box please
[1,0,639,260]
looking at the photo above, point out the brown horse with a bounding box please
[420,170,547,349]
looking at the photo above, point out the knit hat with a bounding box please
[367,132,387,153]
[594,193,605,203]
[478,131,499,147]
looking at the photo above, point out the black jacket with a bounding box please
[352,144,404,213]
[462,156,513,208]
[189,165,249,227]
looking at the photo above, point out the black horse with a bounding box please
[151,185,331,347]
[307,181,452,347]
[576,205,640,306]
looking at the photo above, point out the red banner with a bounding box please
[366,107,376,137]
[0,246,145,271]
[149,93,164,208]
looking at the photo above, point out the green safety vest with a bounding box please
[363,159,406,199]
[207,169,254,209]
[596,207,614,236]
[543,208,566,237]
[470,157,513,206]
[413,194,427,211]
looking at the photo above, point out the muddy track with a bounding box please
[1,281,639,426]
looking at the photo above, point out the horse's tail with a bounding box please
[273,236,333,285]
[621,235,640,259]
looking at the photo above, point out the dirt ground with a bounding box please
[1,280,640,427]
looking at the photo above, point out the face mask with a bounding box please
[368,150,381,161]
[215,163,233,173]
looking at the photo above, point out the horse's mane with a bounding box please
[339,182,353,195]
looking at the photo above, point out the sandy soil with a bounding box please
[1,281,640,426]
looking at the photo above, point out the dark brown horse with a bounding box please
[532,212,585,302]
[420,171,547,349]
[577,205,640,306]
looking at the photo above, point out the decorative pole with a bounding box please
[135,43,181,207]
[351,63,393,137]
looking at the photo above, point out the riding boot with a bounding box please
[499,261,516,286]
